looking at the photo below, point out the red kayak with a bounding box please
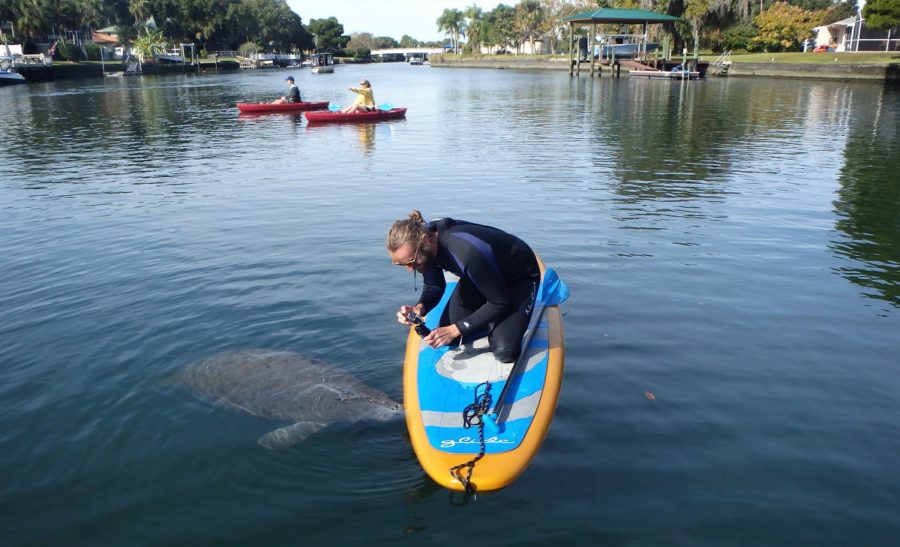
[237,101,330,113]
[304,107,407,123]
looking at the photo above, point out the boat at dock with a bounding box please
[594,41,660,60]
[629,65,701,80]
[0,57,26,85]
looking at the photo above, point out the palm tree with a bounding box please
[463,5,483,53]
[436,8,464,53]
[10,0,50,38]
[516,0,546,55]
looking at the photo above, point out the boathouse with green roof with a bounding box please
[563,7,680,77]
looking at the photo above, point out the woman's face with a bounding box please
[389,238,430,273]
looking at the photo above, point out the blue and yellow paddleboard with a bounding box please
[402,256,567,492]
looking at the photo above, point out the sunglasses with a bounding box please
[393,246,419,267]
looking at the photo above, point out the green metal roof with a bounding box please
[563,8,679,24]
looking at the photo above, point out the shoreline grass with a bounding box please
[729,51,900,65]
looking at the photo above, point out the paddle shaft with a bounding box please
[490,300,546,424]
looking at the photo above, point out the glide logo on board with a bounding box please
[440,436,515,449]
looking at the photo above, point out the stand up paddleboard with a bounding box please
[402,255,568,492]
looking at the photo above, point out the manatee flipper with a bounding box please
[258,422,326,449]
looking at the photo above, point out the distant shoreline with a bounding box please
[429,55,900,83]
[13,55,899,84]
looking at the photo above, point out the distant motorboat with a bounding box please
[0,56,26,85]
[310,53,334,74]
[155,53,185,64]
[150,44,186,64]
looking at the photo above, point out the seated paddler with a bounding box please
[271,75,301,104]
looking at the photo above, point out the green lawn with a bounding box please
[728,51,900,65]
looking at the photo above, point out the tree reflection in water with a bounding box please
[831,87,900,310]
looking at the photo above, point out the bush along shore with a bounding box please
[429,53,900,83]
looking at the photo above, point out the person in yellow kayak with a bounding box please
[342,79,375,113]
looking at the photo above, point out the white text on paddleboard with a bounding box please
[440,436,515,448]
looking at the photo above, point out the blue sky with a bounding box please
[287,0,503,43]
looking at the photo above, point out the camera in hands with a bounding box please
[406,312,431,337]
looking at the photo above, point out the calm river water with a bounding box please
[1,63,898,546]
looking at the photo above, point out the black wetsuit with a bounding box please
[287,84,301,103]
[417,218,540,363]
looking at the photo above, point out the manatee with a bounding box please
[180,349,403,448]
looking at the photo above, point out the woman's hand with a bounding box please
[423,324,461,349]
[396,304,423,325]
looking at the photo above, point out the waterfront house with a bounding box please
[812,14,899,52]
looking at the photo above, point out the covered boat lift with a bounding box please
[563,8,680,77]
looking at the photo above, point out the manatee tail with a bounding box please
[258,422,327,449]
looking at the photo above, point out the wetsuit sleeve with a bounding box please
[416,266,445,316]
[446,235,514,335]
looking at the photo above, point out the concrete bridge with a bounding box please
[370,47,447,62]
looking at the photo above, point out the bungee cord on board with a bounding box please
[448,381,492,494]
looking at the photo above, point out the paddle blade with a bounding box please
[378,103,393,111]
[483,413,504,435]
[328,103,341,111]
[539,267,570,306]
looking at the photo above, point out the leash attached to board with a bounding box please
[448,381,492,494]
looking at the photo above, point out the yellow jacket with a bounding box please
[349,86,375,109]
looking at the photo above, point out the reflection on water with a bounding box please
[300,119,404,156]
[356,123,375,153]
[832,86,900,309]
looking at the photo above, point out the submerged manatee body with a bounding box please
[180,349,403,448]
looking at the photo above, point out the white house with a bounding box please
[812,9,900,52]
[812,16,857,51]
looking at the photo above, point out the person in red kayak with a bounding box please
[341,79,375,113]
[271,76,301,104]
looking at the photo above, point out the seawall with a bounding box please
[16,60,240,82]
[727,62,899,83]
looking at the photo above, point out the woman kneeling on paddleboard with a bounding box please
[387,210,539,363]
